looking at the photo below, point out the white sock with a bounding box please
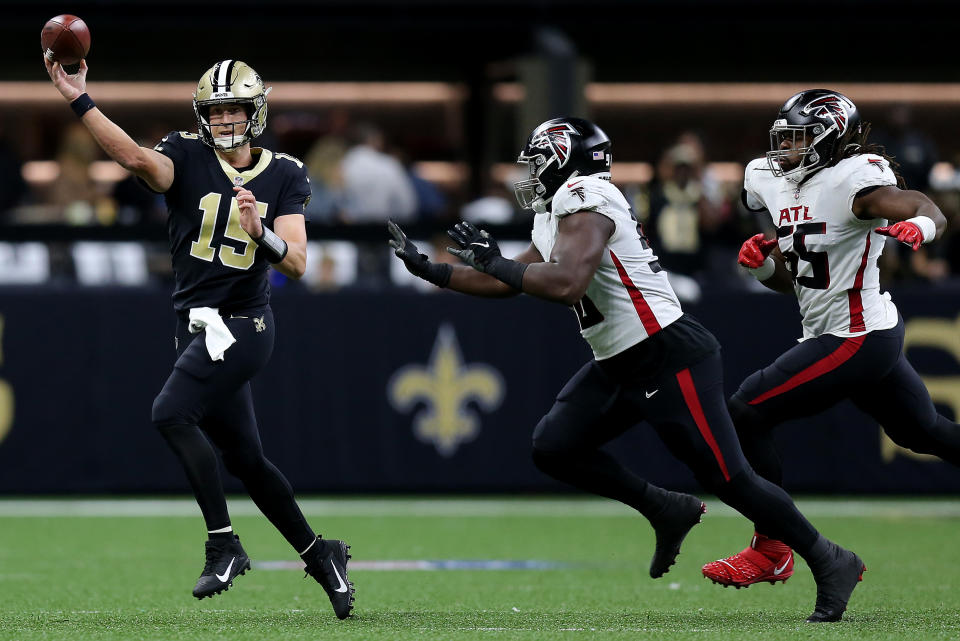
[208,526,233,535]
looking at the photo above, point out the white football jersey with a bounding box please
[744,154,900,340]
[531,175,683,360]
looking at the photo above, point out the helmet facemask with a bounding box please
[766,120,835,183]
[514,151,572,212]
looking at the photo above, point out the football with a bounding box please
[40,14,90,65]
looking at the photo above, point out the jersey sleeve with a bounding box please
[137,130,192,194]
[741,158,769,211]
[840,155,898,212]
[274,154,313,221]
[551,178,614,220]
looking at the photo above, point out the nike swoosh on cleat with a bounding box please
[216,557,235,583]
[645,389,659,398]
[773,557,791,575]
[330,560,348,593]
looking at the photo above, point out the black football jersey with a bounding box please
[149,131,311,312]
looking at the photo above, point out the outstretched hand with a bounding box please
[738,233,778,269]
[44,57,87,102]
[387,220,452,287]
[875,221,923,251]
[446,221,502,272]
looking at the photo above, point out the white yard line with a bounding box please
[0,497,957,518]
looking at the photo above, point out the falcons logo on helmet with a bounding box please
[531,122,578,168]
[802,95,851,134]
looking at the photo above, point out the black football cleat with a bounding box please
[302,538,355,619]
[648,492,707,578]
[192,535,251,599]
[806,543,866,622]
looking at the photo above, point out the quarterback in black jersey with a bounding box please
[45,56,354,619]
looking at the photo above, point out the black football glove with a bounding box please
[387,220,452,287]
[446,221,502,272]
[446,220,528,290]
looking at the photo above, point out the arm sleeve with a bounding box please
[275,162,313,222]
[741,158,768,212]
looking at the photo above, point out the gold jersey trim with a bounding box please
[215,148,274,186]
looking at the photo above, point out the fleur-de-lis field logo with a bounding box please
[881,314,960,463]
[388,324,504,457]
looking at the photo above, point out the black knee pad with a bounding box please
[728,394,769,438]
[152,391,190,429]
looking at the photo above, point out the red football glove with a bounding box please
[875,221,923,250]
[738,233,779,268]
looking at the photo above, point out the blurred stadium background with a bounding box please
[0,0,957,495]
[1,2,959,637]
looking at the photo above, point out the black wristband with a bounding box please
[425,262,453,288]
[253,226,288,263]
[70,93,96,118]
[484,256,527,291]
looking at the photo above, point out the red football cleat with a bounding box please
[702,532,794,588]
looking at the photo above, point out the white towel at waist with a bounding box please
[188,307,237,361]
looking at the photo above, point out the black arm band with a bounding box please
[485,256,528,291]
[70,93,96,118]
[253,226,288,263]
[425,262,453,288]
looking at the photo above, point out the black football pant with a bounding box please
[531,318,824,558]
[151,307,316,552]
[730,315,960,508]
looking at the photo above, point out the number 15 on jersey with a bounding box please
[190,192,269,271]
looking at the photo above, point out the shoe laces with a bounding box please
[708,547,775,580]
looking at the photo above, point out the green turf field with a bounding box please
[1,497,959,640]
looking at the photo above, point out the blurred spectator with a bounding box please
[460,183,516,225]
[340,123,417,223]
[871,104,938,192]
[645,141,714,278]
[47,122,115,225]
[394,148,448,221]
[0,129,27,215]
[303,109,350,223]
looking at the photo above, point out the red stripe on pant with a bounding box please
[748,335,866,406]
[675,368,730,481]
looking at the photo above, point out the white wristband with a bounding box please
[746,256,776,281]
[906,215,936,244]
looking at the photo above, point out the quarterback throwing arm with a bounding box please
[43,58,307,283]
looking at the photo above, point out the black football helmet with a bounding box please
[514,117,612,211]
[767,89,862,182]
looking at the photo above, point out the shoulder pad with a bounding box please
[829,154,898,189]
[552,176,612,217]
